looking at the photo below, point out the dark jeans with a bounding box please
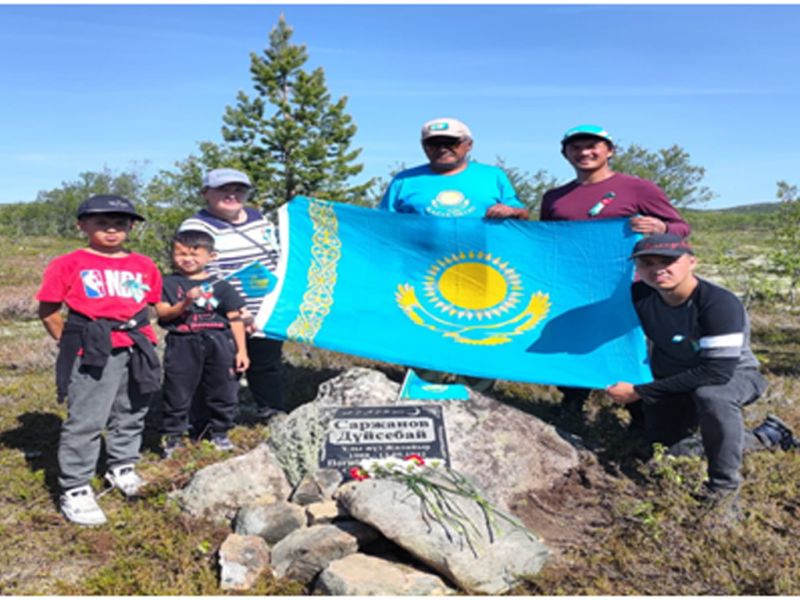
[643,368,768,491]
[162,331,239,438]
[558,386,591,410]
[246,336,285,412]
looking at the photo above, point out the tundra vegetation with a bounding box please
[0,205,798,595]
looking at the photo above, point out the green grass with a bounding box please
[0,368,308,594]
[2,224,800,595]
[522,443,800,595]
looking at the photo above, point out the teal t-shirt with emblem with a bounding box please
[378,162,523,218]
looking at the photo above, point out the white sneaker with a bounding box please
[105,464,146,497]
[60,485,107,526]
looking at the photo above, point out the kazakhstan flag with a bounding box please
[255,197,652,388]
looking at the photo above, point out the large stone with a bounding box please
[337,477,549,594]
[234,499,307,544]
[218,534,270,591]
[269,367,580,511]
[268,368,399,485]
[270,521,381,584]
[290,468,343,505]
[305,500,347,525]
[170,443,292,522]
[315,553,456,596]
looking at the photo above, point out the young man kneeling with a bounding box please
[606,234,797,522]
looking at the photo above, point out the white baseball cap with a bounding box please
[420,118,472,141]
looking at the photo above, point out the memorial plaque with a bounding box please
[319,405,450,474]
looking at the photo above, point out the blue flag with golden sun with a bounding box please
[255,196,653,388]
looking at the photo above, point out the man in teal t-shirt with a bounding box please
[379,117,528,220]
[379,118,527,393]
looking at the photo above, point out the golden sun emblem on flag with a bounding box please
[396,250,550,345]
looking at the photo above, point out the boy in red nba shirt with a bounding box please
[37,195,162,526]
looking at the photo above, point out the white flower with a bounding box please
[378,457,404,474]
[402,461,425,474]
[360,458,383,475]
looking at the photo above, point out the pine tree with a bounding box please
[222,15,371,209]
[611,143,715,208]
[771,181,800,304]
[494,157,558,216]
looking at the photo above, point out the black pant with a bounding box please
[558,385,644,427]
[161,330,238,438]
[642,368,767,490]
[245,336,285,411]
[558,386,592,411]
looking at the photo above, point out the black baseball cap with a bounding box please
[76,195,145,221]
[630,234,694,259]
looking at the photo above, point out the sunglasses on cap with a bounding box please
[424,136,465,148]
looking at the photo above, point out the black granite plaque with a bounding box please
[319,405,450,475]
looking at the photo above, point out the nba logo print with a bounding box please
[80,270,106,298]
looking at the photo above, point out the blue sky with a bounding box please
[2,3,798,209]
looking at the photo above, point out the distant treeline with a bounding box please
[685,204,779,232]
[0,193,781,239]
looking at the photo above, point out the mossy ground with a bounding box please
[1,225,799,595]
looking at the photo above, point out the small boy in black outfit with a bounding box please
[155,230,249,456]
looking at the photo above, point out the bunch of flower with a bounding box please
[348,454,532,556]
[348,453,440,481]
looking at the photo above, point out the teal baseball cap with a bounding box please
[561,124,614,147]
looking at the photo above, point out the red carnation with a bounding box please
[349,466,369,481]
[404,453,425,466]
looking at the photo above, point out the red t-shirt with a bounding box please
[37,249,162,348]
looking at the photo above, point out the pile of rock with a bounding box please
[169,367,584,595]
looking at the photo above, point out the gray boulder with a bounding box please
[337,477,549,594]
[315,553,456,596]
[234,499,307,544]
[268,368,398,485]
[270,521,381,584]
[290,468,343,505]
[270,367,580,511]
[170,443,291,522]
[305,500,347,525]
[218,533,270,591]
[440,384,579,511]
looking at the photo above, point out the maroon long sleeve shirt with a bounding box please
[539,173,691,237]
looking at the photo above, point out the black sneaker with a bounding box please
[753,415,799,451]
[255,407,286,423]
[210,434,236,452]
[162,435,185,459]
[696,486,743,529]
[668,433,705,458]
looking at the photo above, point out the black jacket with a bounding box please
[55,308,161,402]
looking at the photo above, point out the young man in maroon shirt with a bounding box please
[541,124,690,236]
[541,124,692,418]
